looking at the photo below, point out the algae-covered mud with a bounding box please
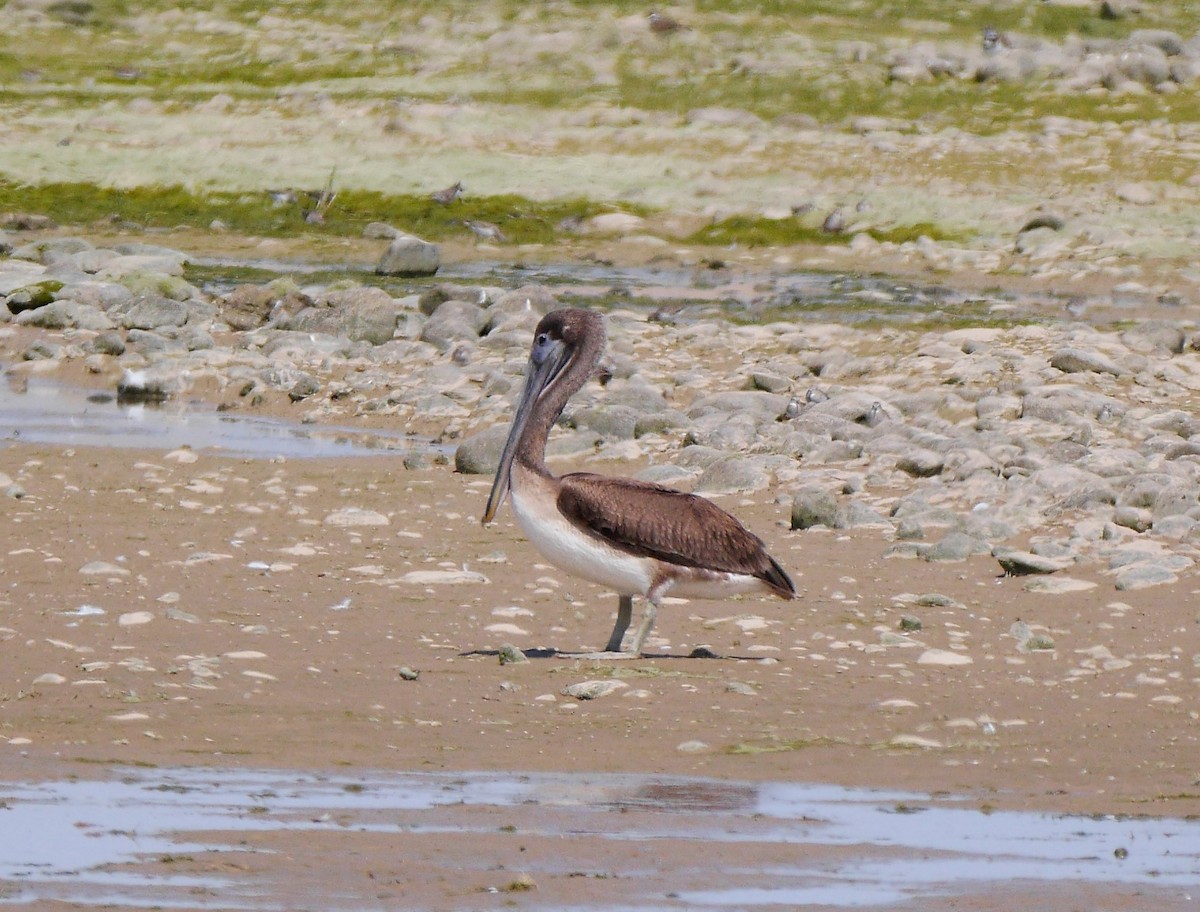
[5,0,1200,296]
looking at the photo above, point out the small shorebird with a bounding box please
[464,219,507,243]
[483,308,796,655]
[431,181,464,205]
[647,10,686,34]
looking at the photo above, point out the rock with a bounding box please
[1133,29,1186,55]
[114,269,196,300]
[580,213,645,235]
[4,279,63,313]
[1121,320,1186,354]
[1115,182,1157,205]
[896,448,944,478]
[288,374,321,401]
[923,531,990,562]
[562,680,628,700]
[117,368,178,402]
[420,299,488,351]
[364,221,401,239]
[220,284,283,330]
[791,486,839,530]
[288,287,401,345]
[117,295,189,330]
[498,643,529,665]
[375,234,440,276]
[1115,563,1178,590]
[694,457,770,495]
[15,299,113,330]
[570,404,639,440]
[1050,347,1124,376]
[324,508,390,526]
[1100,0,1141,18]
[401,569,489,584]
[994,547,1072,575]
[916,649,973,666]
[836,501,891,528]
[456,425,511,475]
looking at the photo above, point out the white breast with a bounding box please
[510,466,653,597]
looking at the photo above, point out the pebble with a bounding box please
[917,649,973,666]
[323,508,389,526]
[78,561,129,576]
[562,680,627,700]
[498,644,529,665]
[401,569,489,585]
[117,611,154,626]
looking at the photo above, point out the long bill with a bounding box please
[481,340,569,524]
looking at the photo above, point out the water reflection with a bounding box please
[0,376,437,459]
[1,767,1195,910]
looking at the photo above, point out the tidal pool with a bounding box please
[0,376,437,459]
[1,767,1196,910]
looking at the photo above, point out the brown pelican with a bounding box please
[482,308,796,655]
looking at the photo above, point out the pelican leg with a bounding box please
[626,599,659,656]
[604,594,634,653]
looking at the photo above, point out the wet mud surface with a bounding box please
[3,766,1197,911]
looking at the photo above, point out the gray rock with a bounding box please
[417,283,490,316]
[86,331,126,356]
[994,547,1072,575]
[694,457,770,495]
[288,374,321,401]
[420,299,488,351]
[455,425,511,475]
[22,340,61,360]
[376,234,440,276]
[1050,347,1124,376]
[1115,563,1178,590]
[1120,320,1186,354]
[836,501,891,528]
[896,448,944,478]
[14,299,112,330]
[791,486,839,530]
[221,284,285,330]
[287,287,401,345]
[1151,482,1197,520]
[1112,506,1152,533]
[10,236,93,264]
[364,221,401,240]
[634,410,689,437]
[489,284,557,323]
[498,643,528,665]
[115,270,197,301]
[4,279,63,313]
[117,295,189,330]
[749,371,791,393]
[570,404,638,440]
[55,279,133,312]
[688,390,790,421]
[923,531,990,562]
[117,368,180,402]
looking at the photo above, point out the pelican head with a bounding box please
[482,309,604,524]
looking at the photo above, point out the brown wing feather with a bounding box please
[558,473,795,597]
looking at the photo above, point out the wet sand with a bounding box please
[1,413,1199,908]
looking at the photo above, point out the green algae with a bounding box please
[0,179,640,244]
[686,215,963,248]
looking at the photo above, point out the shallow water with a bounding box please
[0,376,437,459]
[1,767,1196,910]
[189,256,1014,327]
